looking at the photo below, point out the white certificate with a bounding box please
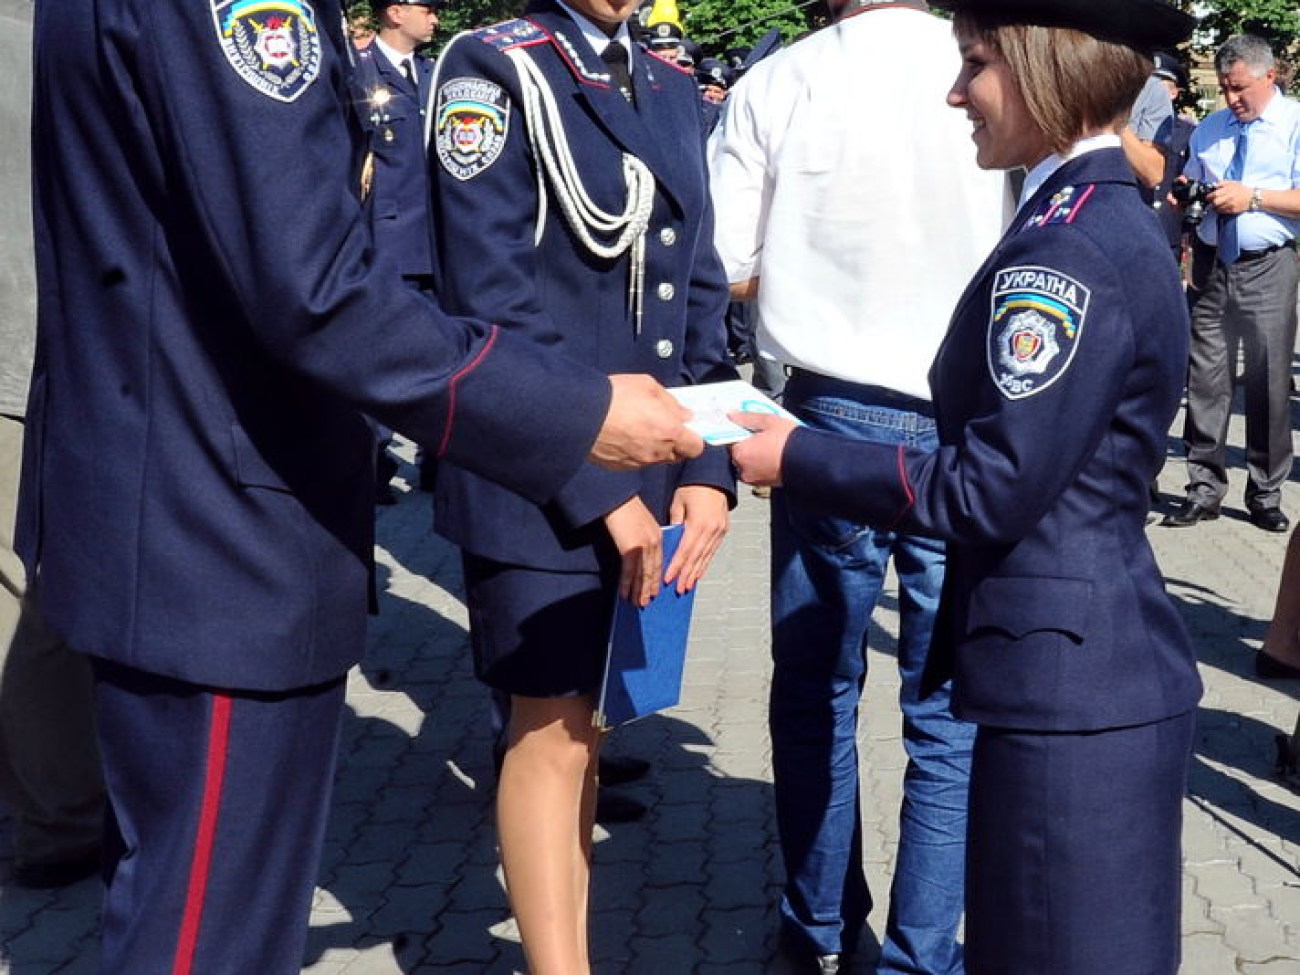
[668,380,801,446]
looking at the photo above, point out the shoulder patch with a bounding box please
[210,0,321,102]
[435,76,511,181]
[472,18,546,52]
[1024,184,1097,230]
[986,265,1091,400]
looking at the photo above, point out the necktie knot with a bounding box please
[601,42,634,104]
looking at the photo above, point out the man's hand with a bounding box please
[727,411,797,487]
[590,375,704,470]
[1208,180,1251,216]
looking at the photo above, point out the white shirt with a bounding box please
[555,0,633,60]
[372,35,415,76]
[707,6,1010,399]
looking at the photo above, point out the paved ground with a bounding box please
[2,401,1300,973]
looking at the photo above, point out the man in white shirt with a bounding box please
[708,3,1007,972]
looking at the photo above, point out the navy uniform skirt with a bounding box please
[461,550,620,698]
[965,709,1196,975]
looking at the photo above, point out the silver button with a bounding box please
[659,227,677,247]
[656,282,675,301]
[655,339,674,359]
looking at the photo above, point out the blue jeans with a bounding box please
[770,372,974,974]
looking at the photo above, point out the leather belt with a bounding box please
[1237,240,1297,262]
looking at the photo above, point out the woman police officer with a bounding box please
[731,1,1200,972]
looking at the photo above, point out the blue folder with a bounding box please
[595,524,696,729]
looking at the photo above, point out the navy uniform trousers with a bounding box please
[92,661,345,974]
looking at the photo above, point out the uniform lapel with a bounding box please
[527,8,689,207]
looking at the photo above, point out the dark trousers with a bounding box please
[92,660,346,975]
[965,710,1195,975]
[1181,242,1299,510]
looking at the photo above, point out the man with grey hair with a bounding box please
[1163,34,1300,532]
[0,0,104,889]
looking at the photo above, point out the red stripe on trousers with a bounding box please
[171,693,234,975]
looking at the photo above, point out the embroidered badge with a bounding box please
[435,77,511,181]
[986,265,1091,400]
[211,0,321,102]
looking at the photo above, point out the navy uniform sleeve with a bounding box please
[135,0,609,505]
[783,226,1132,544]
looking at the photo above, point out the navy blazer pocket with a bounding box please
[966,576,1092,644]
[230,423,292,493]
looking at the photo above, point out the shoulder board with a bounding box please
[472,18,547,52]
[1023,183,1098,231]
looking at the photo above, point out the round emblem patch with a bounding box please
[435,77,511,181]
[986,265,1091,400]
[211,0,321,103]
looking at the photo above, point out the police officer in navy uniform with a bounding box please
[427,1,734,969]
[731,1,1202,972]
[24,0,704,971]
[351,0,442,498]
[352,0,440,287]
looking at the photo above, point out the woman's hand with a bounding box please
[728,412,798,488]
[603,496,664,607]
[665,485,730,595]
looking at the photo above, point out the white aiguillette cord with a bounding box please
[506,47,655,335]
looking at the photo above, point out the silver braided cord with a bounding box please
[506,47,656,334]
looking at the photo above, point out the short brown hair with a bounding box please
[956,14,1152,154]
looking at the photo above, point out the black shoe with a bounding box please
[13,851,101,889]
[1256,649,1300,679]
[594,790,646,824]
[1250,508,1290,533]
[1160,498,1220,527]
[598,754,651,787]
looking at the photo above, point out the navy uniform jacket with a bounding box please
[21,0,618,692]
[783,149,1203,732]
[351,42,436,278]
[428,2,735,572]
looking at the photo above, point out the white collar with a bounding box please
[373,35,416,74]
[554,0,633,60]
[1019,133,1121,211]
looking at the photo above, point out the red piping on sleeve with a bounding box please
[884,444,916,531]
[171,693,234,975]
[437,324,500,459]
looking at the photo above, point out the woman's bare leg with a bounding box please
[497,694,600,975]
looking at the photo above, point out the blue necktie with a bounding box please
[1218,123,1249,265]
